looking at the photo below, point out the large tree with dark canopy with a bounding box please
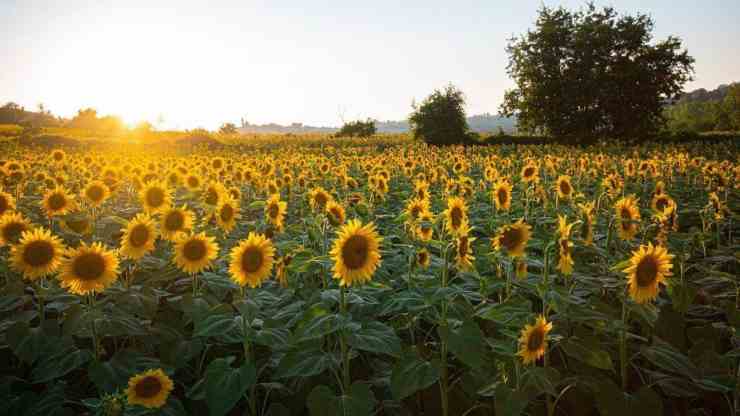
[500,3,695,140]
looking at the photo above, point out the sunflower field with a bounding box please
[0,136,738,416]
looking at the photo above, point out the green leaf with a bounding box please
[194,313,238,338]
[560,337,614,370]
[205,356,257,416]
[31,348,93,383]
[348,321,402,357]
[641,342,698,379]
[275,348,335,379]
[443,321,487,368]
[390,350,440,400]
[628,386,663,414]
[297,313,346,341]
[594,378,628,416]
[88,349,162,394]
[306,383,376,416]
[477,298,532,327]
[494,384,529,416]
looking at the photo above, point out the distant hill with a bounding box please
[239,113,516,134]
[673,83,737,105]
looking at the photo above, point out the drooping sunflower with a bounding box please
[325,200,345,227]
[125,368,174,409]
[173,233,219,274]
[556,215,575,275]
[330,219,382,286]
[517,315,553,365]
[492,179,512,212]
[309,187,332,212]
[0,190,16,217]
[10,228,65,280]
[120,214,158,260]
[215,195,240,233]
[229,232,276,288]
[265,194,287,230]
[0,212,33,246]
[623,243,674,304]
[139,181,171,214]
[554,175,574,200]
[59,242,119,295]
[492,219,531,258]
[82,180,110,208]
[416,248,430,269]
[615,196,641,241]
[578,201,596,246]
[455,223,475,271]
[160,205,194,241]
[443,196,468,236]
[43,186,75,217]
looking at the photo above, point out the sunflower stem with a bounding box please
[339,284,351,394]
[89,293,99,361]
[439,243,450,416]
[620,287,629,391]
[542,244,554,416]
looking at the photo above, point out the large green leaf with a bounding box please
[494,384,529,416]
[348,321,402,357]
[390,350,440,400]
[193,313,238,338]
[274,348,335,379]
[442,321,488,368]
[205,356,257,416]
[306,383,376,416]
[560,337,614,370]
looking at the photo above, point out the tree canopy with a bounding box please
[409,84,469,145]
[500,3,695,140]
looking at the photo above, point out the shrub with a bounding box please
[336,119,376,138]
[409,84,469,145]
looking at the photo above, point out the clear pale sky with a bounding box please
[2,0,739,129]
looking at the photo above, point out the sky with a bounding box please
[1,0,739,130]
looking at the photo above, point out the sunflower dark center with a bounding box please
[48,193,66,211]
[72,253,106,280]
[342,235,369,270]
[497,188,508,205]
[205,189,219,205]
[458,236,469,257]
[134,376,162,399]
[145,188,165,208]
[22,240,55,267]
[501,227,523,252]
[559,181,571,195]
[527,327,545,351]
[86,186,105,202]
[183,239,207,261]
[219,204,234,222]
[129,224,150,247]
[0,196,8,214]
[314,193,327,207]
[523,167,535,178]
[656,197,669,212]
[635,256,658,287]
[450,207,463,229]
[410,205,422,219]
[188,177,199,188]
[165,212,185,231]
[3,222,27,244]
[268,203,280,219]
[241,247,263,273]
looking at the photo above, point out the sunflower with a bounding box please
[554,175,574,200]
[216,196,240,233]
[615,196,641,240]
[184,174,201,191]
[203,182,226,207]
[229,232,276,288]
[405,198,430,224]
[330,219,382,286]
[0,212,33,246]
[443,196,468,236]
[651,193,674,214]
[265,194,287,230]
[520,162,539,183]
[82,180,110,208]
[59,242,119,295]
[0,190,16,217]
[309,187,332,212]
[120,214,158,260]
[415,211,434,241]
[139,181,171,214]
[325,200,345,227]
[126,368,174,409]
[160,205,194,241]
[455,223,475,271]
[51,149,66,163]
[43,186,75,217]
[517,315,553,365]
[416,248,430,269]
[10,228,65,280]
[59,215,92,236]
[173,233,219,274]
[492,219,531,258]
[578,201,596,246]
[623,243,674,304]
[492,180,512,212]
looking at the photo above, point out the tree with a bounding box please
[219,122,238,135]
[336,119,377,138]
[501,4,695,141]
[723,84,740,130]
[409,84,469,145]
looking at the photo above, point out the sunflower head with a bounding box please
[59,242,119,295]
[555,175,573,199]
[325,200,345,227]
[517,315,553,365]
[126,368,174,409]
[43,186,75,217]
[140,181,171,213]
[83,180,110,208]
[444,196,467,236]
[10,228,65,280]
[160,206,194,241]
[623,243,674,304]
[309,187,332,212]
[0,212,33,246]
[174,233,219,274]
[229,232,276,288]
[615,196,641,241]
[330,219,383,286]
[493,219,532,258]
[120,214,158,260]
[216,196,240,233]
[492,180,512,211]
[0,190,16,217]
[265,194,287,230]
[416,249,430,269]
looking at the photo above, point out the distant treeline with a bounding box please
[664,83,740,132]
